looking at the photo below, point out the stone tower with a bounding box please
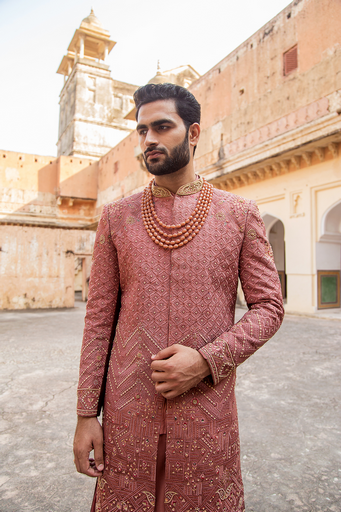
[56,10,138,159]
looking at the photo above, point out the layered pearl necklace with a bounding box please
[142,178,213,249]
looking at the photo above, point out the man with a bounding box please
[74,83,284,512]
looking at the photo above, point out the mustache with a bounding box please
[144,147,167,157]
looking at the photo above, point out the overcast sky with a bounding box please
[0,0,291,157]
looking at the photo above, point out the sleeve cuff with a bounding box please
[199,340,236,386]
[77,388,100,417]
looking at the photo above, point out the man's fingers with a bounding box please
[151,344,179,361]
[93,432,104,472]
[75,451,103,477]
[73,417,104,477]
[76,448,92,473]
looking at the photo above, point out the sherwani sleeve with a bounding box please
[77,204,120,416]
[199,200,284,386]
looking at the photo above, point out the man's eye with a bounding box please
[158,126,168,131]
[139,130,147,136]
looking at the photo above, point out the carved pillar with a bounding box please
[79,36,84,59]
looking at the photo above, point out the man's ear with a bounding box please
[188,123,200,149]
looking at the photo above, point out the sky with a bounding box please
[0,0,291,157]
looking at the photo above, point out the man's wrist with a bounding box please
[198,353,211,379]
[77,414,98,422]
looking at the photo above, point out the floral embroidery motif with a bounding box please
[216,211,225,220]
[142,491,155,506]
[98,477,106,490]
[247,228,257,240]
[216,484,234,500]
[264,240,275,261]
[99,234,106,244]
[177,177,203,196]
[126,216,135,224]
[164,491,178,503]
[151,183,172,197]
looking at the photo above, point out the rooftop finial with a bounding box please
[81,8,104,29]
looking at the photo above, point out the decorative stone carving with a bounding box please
[291,155,301,170]
[328,142,339,158]
[315,147,325,162]
[302,152,312,166]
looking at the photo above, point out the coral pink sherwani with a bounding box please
[77,179,284,512]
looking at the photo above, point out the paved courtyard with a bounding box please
[0,302,340,512]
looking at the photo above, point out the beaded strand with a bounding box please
[142,178,213,249]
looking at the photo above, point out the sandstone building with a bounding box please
[56,9,138,159]
[1,0,340,314]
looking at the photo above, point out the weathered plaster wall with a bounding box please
[96,131,150,211]
[57,62,137,158]
[0,225,95,309]
[191,0,341,170]
[0,150,98,225]
[92,0,341,205]
[58,156,98,200]
[0,151,58,218]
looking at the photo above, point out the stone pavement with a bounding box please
[0,303,340,512]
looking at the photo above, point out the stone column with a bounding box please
[104,43,108,61]
[79,36,84,59]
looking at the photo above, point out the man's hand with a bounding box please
[150,344,210,399]
[73,416,104,477]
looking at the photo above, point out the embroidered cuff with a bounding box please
[77,388,100,417]
[199,341,236,386]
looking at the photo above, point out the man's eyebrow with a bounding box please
[136,123,147,132]
[151,118,175,127]
[136,118,176,131]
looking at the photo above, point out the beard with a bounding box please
[143,132,190,176]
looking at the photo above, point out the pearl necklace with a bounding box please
[142,178,213,249]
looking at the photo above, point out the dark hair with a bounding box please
[134,83,201,154]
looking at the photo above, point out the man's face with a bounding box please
[136,99,190,176]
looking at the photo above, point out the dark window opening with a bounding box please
[283,45,298,75]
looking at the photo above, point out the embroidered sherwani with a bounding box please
[77,178,284,512]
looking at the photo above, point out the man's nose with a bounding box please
[145,129,158,147]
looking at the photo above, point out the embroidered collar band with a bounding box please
[152,176,203,197]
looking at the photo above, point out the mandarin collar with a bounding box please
[151,176,203,198]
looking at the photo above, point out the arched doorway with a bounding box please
[263,214,286,299]
[316,200,341,309]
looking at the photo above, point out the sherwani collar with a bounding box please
[151,176,203,198]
